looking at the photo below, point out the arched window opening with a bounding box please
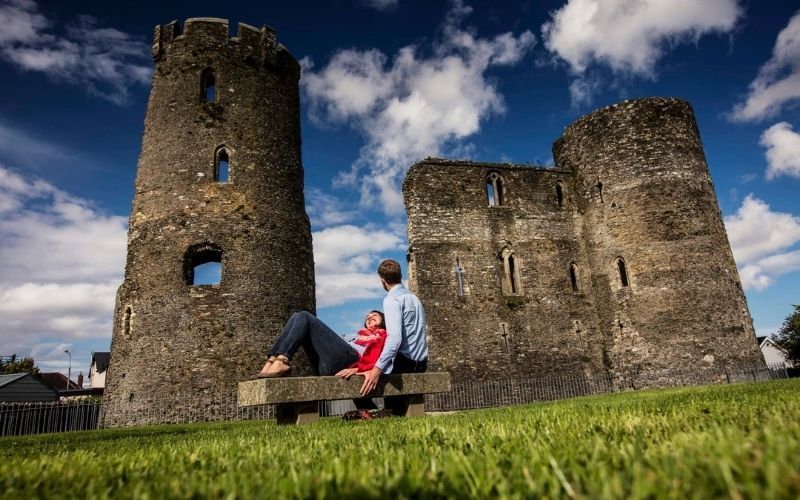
[616,258,629,288]
[201,68,216,102]
[500,246,522,295]
[123,306,132,335]
[556,182,565,208]
[487,172,505,206]
[185,244,223,285]
[569,263,579,292]
[215,148,229,182]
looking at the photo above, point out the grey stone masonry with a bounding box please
[102,18,315,428]
[404,97,764,391]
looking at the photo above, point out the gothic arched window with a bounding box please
[569,263,580,292]
[500,246,522,295]
[615,257,629,288]
[556,182,565,208]
[201,68,216,102]
[215,147,229,182]
[487,172,505,206]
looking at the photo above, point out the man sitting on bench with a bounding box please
[356,259,428,408]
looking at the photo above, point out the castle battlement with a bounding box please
[152,18,297,73]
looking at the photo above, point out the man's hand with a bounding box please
[335,367,358,379]
[358,366,382,396]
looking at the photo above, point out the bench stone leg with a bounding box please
[385,394,425,417]
[276,402,319,425]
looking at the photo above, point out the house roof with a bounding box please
[0,373,28,388]
[757,336,768,345]
[39,372,79,391]
[92,352,111,373]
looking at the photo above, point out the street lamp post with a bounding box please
[65,349,72,391]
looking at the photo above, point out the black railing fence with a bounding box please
[0,399,101,437]
[0,363,789,437]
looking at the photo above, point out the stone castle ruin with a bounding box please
[103,18,763,426]
[405,98,763,387]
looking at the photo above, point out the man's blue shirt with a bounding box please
[375,284,428,373]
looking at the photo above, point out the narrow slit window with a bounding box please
[500,323,510,354]
[215,148,229,182]
[185,245,223,285]
[501,247,522,295]
[556,183,564,208]
[569,263,579,292]
[454,259,465,297]
[616,258,629,288]
[201,68,216,102]
[508,255,517,294]
[123,306,132,335]
[487,172,505,206]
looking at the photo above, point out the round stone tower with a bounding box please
[553,97,762,386]
[102,18,315,427]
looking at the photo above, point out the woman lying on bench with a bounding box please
[251,311,387,379]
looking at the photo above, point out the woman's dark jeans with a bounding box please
[269,311,358,376]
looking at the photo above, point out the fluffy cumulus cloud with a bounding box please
[302,0,535,213]
[724,194,800,291]
[730,10,800,122]
[312,224,405,307]
[0,0,151,104]
[541,0,742,105]
[0,166,127,370]
[760,122,800,180]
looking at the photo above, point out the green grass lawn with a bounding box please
[2,379,799,499]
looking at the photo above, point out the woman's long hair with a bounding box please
[364,310,386,329]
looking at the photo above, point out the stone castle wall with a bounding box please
[102,18,315,427]
[405,97,763,388]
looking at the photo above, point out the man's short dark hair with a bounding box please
[378,259,402,285]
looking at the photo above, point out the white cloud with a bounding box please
[303,0,535,213]
[730,10,800,122]
[0,165,127,368]
[724,194,800,290]
[760,122,800,180]
[312,224,405,307]
[0,0,151,105]
[361,0,399,12]
[542,0,742,104]
[305,188,358,228]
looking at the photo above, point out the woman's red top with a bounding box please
[350,327,388,372]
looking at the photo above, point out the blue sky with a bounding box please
[1,0,799,379]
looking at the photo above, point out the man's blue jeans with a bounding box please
[269,311,358,376]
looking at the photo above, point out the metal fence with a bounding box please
[0,363,790,437]
[0,399,102,437]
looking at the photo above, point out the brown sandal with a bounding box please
[251,355,291,379]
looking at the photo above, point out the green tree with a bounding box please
[0,355,40,376]
[774,305,800,365]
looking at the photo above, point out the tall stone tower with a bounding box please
[102,18,315,427]
[553,98,761,385]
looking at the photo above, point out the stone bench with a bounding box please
[238,372,452,425]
